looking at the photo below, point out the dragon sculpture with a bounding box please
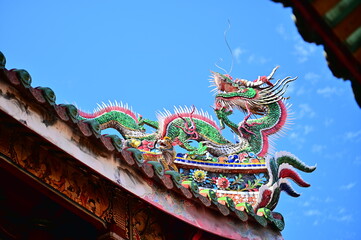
[77,66,315,218]
[211,66,294,157]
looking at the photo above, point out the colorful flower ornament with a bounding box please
[192,169,207,183]
[216,177,230,189]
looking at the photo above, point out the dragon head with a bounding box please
[211,66,296,115]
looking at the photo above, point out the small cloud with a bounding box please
[289,132,298,139]
[353,156,361,165]
[344,130,361,142]
[316,86,340,98]
[233,47,244,63]
[312,144,326,153]
[288,133,306,149]
[247,54,270,65]
[296,86,306,96]
[304,72,320,85]
[304,209,321,216]
[301,201,310,207]
[276,24,288,40]
[309,196,333,203]
[297,103,316,118]
[324,151,344,161]
[248,54,255,63]
[338,214,353,222]
[258,56,269,64]
[310,196,321,202]
[324,118,334,127]
[285,83,295,95]
[294,40,316,63]
[303,125,314,135]
[328,210,353,223]
[338,208,346,214]
[340,182,356,190]
[288,131,305,145]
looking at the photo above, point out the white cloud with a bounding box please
[328,213,353,223]
[309,196,333,203]
[248,54,255,63]
[340,182,356,190]
[338,208,346,214]
[344,130,361,142]
[337,215,353,222]
[288,132,306,141]
[304,209,321,216]
[296,86,306,96]
[276,24,288,40]
[310,196,321,202]
[233,47,244,63]
[287,124,315,149]
[324,118,334,127]
[285,82,295,95]
[316,86,339,98]
[258,56,269,64]
[324,151,345,161]
[288,131,306,149]
[294,40,316,63]
[289,132,298,139]
[312,144,326,153]
[304,72,320,85]
[353,156,361,165]
[301,201,310,207]
[297,103,316,118]
[328,210,353,222]
[247,54,270,65]
[303,125,314,135]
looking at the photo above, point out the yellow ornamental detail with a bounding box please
[193,169,207,183]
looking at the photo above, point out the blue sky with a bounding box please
[2,1,361,239]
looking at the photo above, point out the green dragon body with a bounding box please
[78,102,155,140]
[155,106,249,156]
[78,103,249,156]
[78,67,295,158]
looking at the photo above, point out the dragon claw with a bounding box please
[238,123,256,136]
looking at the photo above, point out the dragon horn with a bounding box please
[245,69,281,87]
[267,66,280,80]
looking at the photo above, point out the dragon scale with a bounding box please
[156,108,249,156]
[215,99,287,156]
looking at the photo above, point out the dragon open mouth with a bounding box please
[216,94,267,115]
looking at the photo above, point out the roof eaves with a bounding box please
[272,0,361,107]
